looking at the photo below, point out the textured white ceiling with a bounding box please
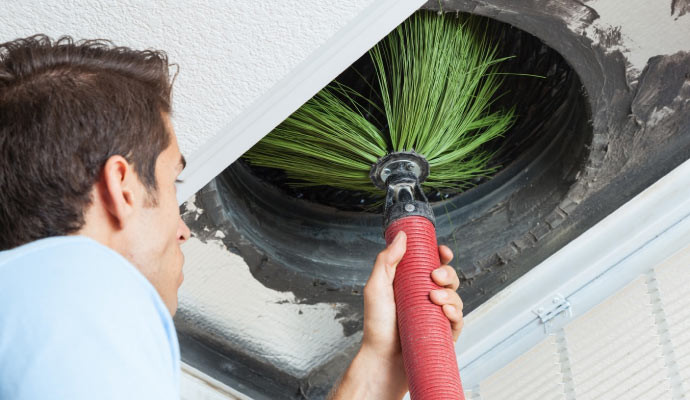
[1,0,374,156]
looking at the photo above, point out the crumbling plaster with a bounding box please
[571,0,690,79]
[177,237,361,378]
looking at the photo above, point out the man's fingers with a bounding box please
[443,304,465,342]
[429,288,463,310]
[433,245,463,340]
[439,245,453,265]
[431,265,460,291]
[430,289,465,342]
[442,304,463,322]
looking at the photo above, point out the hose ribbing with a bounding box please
[385,216,464,400]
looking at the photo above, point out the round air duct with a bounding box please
[193,14,591,312]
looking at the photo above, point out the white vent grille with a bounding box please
[479,335,565,400]
[564,276,669,399]
[472,257,690,400]
[655,247,690,395]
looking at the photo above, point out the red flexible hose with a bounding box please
[385,216,464,400]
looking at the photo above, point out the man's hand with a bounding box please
[329,231,464,400]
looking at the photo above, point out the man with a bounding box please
[0,36,464,399]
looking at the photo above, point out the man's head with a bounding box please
[0,35,190,315]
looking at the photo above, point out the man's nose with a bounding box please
[178,217,191,243]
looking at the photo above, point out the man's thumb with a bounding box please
[366,230,407,293]
[384,231,407,273]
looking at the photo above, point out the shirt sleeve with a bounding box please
[0,239,180,400]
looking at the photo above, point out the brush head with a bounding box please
[243,11,515,198]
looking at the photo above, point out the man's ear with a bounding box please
[101,155,138,228]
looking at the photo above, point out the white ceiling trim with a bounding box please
[455,157,690,388]
[176,0,426,204]
[181,362,249,400]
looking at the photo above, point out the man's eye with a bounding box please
[175,179,184,185]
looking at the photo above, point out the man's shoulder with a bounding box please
[0,235,171,331]
[0,235,171,329]
[2,235,132,274]
[0,236,180,399]
[0,236,155,301]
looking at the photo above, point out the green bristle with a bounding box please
[243,11,515,195]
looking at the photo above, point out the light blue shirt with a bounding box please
[0,236,180,399]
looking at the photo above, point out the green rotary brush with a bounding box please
[244,11,515,400]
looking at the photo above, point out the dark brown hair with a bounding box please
[0,35,174,250]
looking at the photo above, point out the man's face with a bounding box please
[127,115,190,316]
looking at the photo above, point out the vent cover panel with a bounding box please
[480,336,565,400]
[655,247,690,393]
[564,277,670,400]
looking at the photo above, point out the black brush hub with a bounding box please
[371,151,435,229]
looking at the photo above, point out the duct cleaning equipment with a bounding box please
[244,12,515,400]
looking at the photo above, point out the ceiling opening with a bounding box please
[199,13,591,310]
[176,1,690,397]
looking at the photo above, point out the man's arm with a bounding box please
[329,231,464,400]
